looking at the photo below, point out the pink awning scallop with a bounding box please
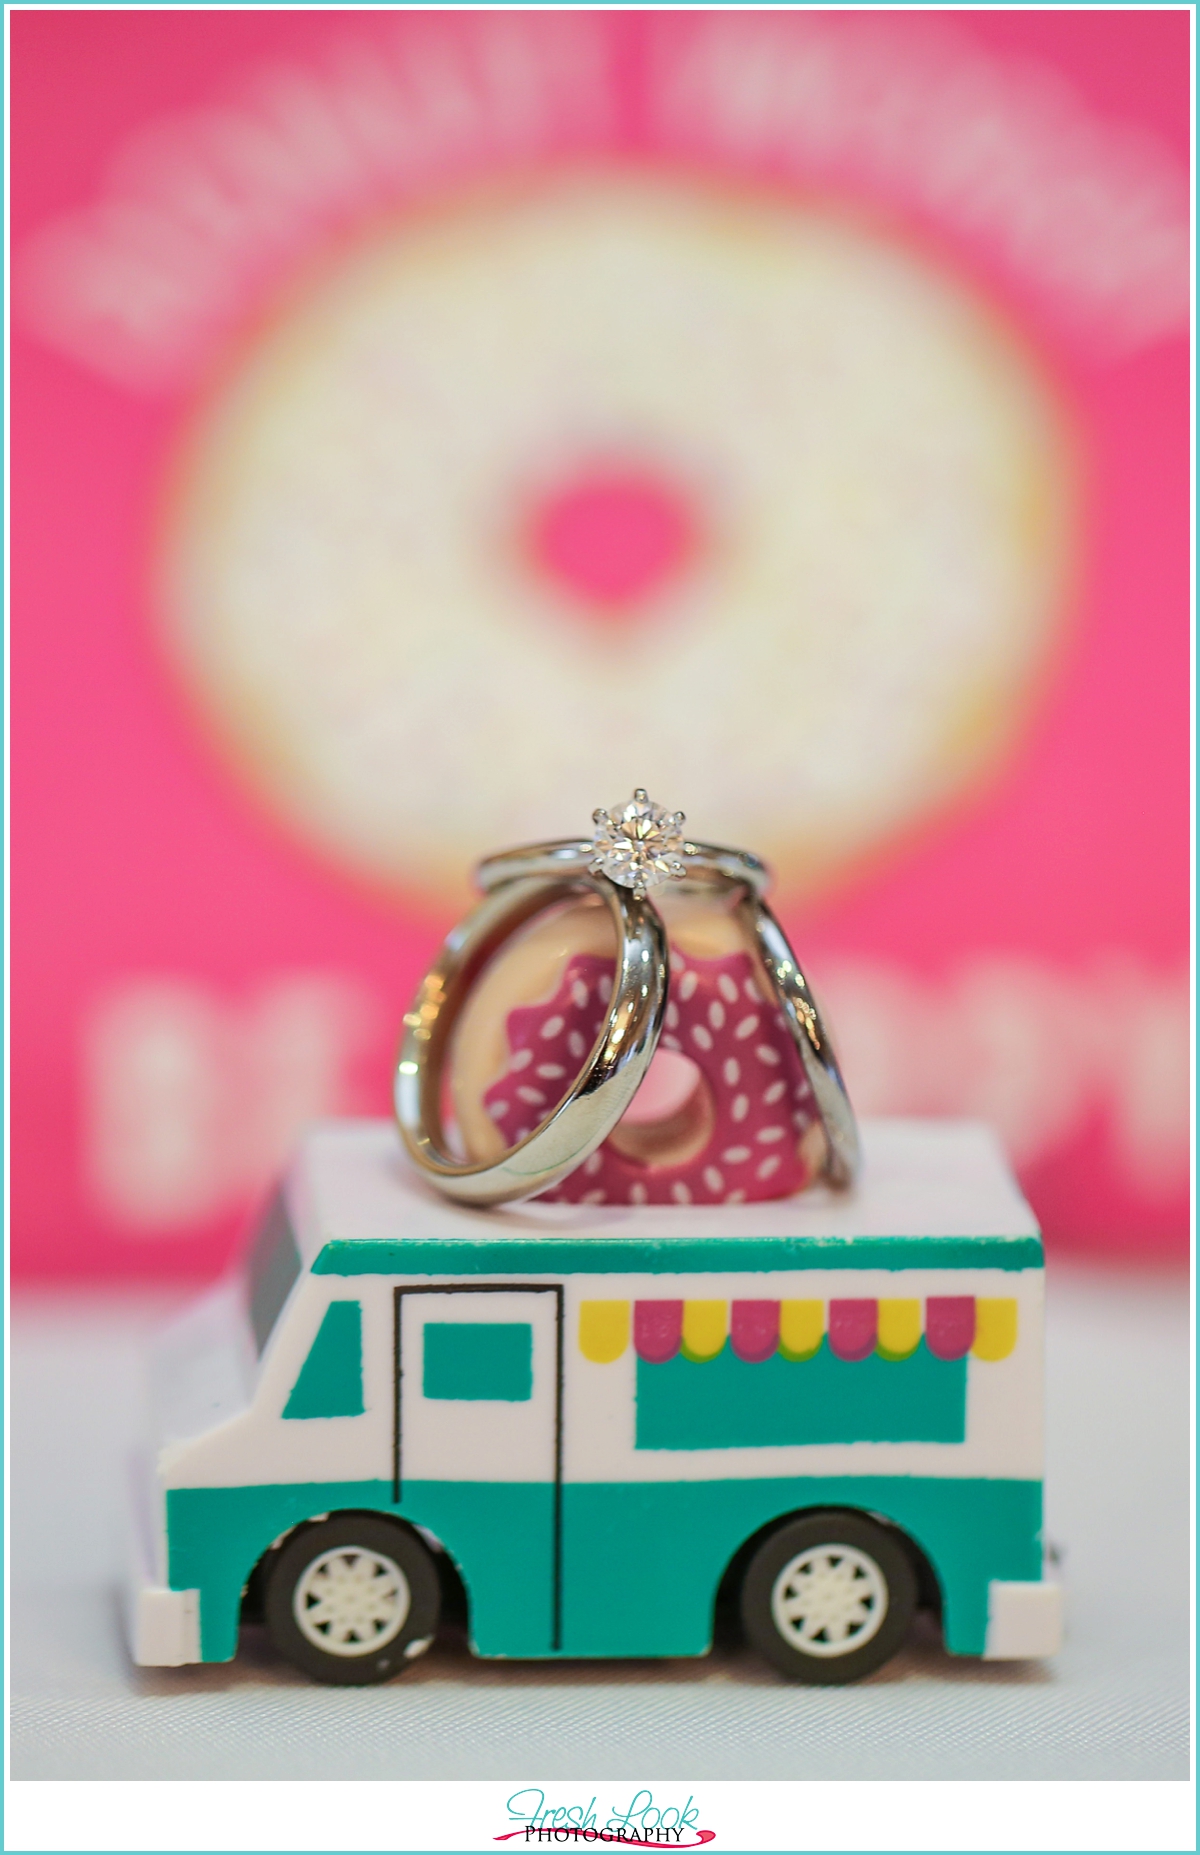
[634,1299,684,1363]
[731,1300,780,1363]
[828,1298,878,1362]
[926,1296,976,1360]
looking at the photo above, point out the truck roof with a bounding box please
[286,1118,1042,1278]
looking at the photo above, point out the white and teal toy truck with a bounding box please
[128,1118,1062,1685]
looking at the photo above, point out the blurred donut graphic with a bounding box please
[164,171,1073,903]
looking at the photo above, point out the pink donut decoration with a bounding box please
[481,945,823,1206]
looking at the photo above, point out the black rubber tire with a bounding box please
[264,1512,441,1685]
[740,1510,917,1685]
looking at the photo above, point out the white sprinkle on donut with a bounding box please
[763,1080,786,1104]
[718,974,739,1005]
[743,977,759,1001]
[666,1001,680,1029]
[756,1044,781,1066]
[663,1033,682,1052]
[629,1182,648,1205]
[509,1048,532,1071]
[708,1000,725,1031]
[722,1146,751,1164]
[731,1094,749,1122]
[757,1126,786,1144]
[540,1015,564,1040]
[537,1063,566,1080]
[757,1154,782,1180]
[671,1181,692,1204]
[568,1030,586,1060]
[581,1189,606,1205]
[692,1024,713,1052]
[513,1127,529,1142]
[584,1152,603,1176]
[597,980,610,1008]
[517,1086,545,1106]
[726,1189,747,1204]
[723,1057,740,1086]
[489,1100,510,1119]
[680,970,699,1001]
[571,979,589,1010]
[734,1014,759,1040]
[703,1167,724,1194]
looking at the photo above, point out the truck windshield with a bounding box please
[246,1187,302,1356]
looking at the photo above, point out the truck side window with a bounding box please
[283,1301,365,1419]
[246,1187,302,1356]
[423,1322,533,1401]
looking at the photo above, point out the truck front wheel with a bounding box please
[264,1513,441,1685]
[740,1511,917,1684]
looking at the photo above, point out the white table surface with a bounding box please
[9,1265,1190,1781]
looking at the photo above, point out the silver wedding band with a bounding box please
[396,815,859,1205]
[734,893,859,1189]
[394,874,668,1207]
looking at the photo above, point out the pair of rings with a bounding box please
[394,791,859,1207]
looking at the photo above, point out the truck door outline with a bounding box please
[392,1282,565,1649]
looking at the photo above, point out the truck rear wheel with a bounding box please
[264,1513,441,1685]
[740,1511,917,1684]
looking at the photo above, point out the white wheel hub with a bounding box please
[293,1546,411,1657]
[770,1543,889,1659]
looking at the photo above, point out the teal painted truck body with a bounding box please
[133,1120,1061,1673]
[168,1472,1041,1663]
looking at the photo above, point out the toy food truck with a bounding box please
[127,1118,1062,1685]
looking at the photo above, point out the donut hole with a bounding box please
[608,1048,715,1170]
[526,466,698,616]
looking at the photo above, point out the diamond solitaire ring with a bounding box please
[395,794,859,1205]
[477,788,771,899]
[589,789,688,898]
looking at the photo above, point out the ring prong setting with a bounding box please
[591,789,688,895]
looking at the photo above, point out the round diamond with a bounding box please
[590,789,688,897]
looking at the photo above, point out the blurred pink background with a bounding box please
[12,9,1189,1282]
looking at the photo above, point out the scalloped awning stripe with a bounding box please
[588,1296,1018,1364]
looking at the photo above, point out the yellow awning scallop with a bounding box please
[877,1299,921,1361]
[579,1300,630,1364]
[779,1299,823,1362]
[681,1300,728,1362]
[972,1298,1018,1361]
